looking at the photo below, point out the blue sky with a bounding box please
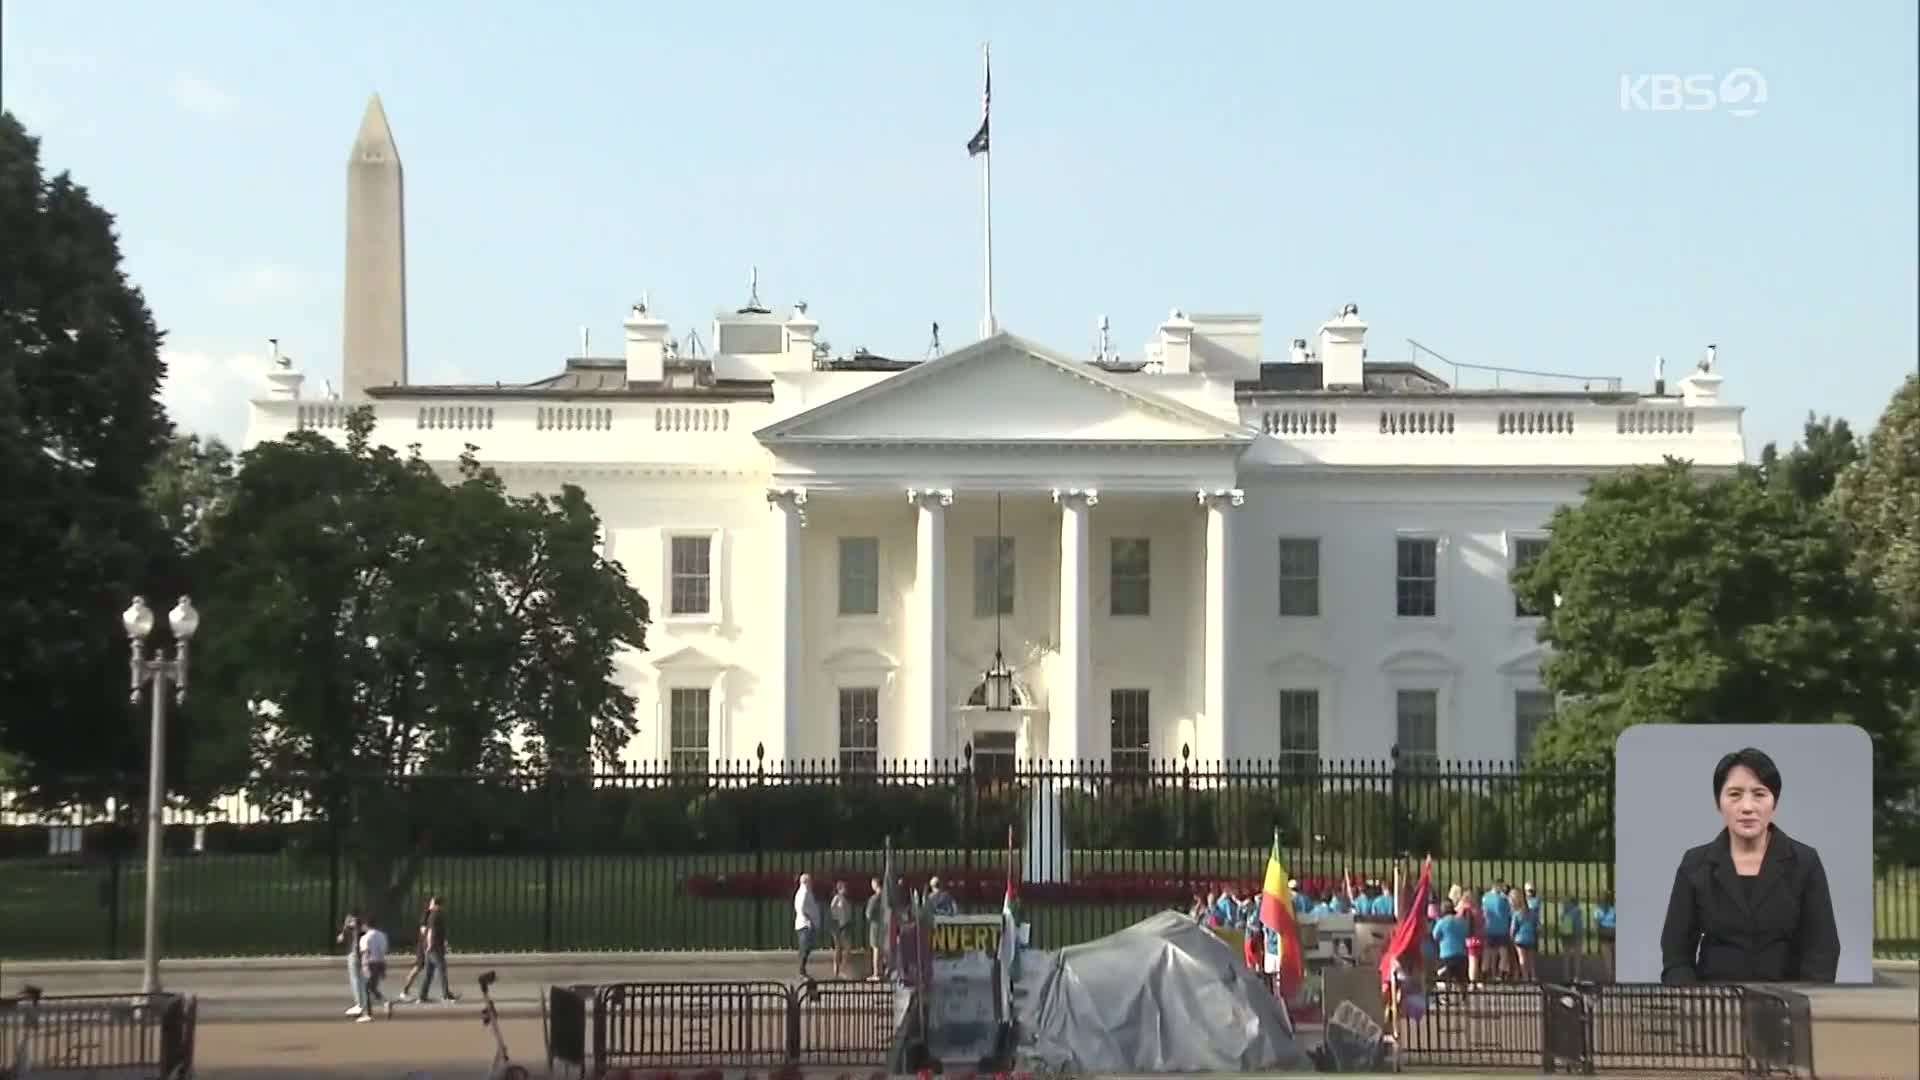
[4,1,1915,452]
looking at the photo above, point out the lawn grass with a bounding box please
[2,848,1914,962]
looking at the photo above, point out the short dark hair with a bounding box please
[1712,747,1783,801]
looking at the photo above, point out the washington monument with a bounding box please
[342,94,407,397]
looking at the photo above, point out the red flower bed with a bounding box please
[682,868,1364,905]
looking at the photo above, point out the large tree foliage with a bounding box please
[0,111,176,795]
[1512,458,1916,842]
[191,409,649,922]
[1830,376,1920,849]
[1758,413,1859,505]
[1832,377,1920,631]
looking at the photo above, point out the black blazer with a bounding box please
[1659,825,1840,984]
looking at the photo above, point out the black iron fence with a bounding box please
[0,755,1914,961]
[1398,981,1815,1076]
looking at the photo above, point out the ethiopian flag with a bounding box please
[1258,829,1306,999]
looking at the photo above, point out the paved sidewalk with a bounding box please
[7,951,1914,1026]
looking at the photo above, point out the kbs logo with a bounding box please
[1619,69,1767,117]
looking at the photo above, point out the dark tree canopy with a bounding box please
[1512,458,1917,848]
[0,111,176,794]
[1758,412,1860,506]
[188,409,650,919]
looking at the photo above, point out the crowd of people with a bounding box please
[1185,874,1618,988]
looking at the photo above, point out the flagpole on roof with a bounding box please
[969,42,996,339]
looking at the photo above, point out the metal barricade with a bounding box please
[595,981,794,1072]
[0,991,197,1079]
[792,980,895,1066]
[544,983,594,1077]
[1396,983,1549,1072]
[1570,982,1749,1074]
[1741,985,1816,1078]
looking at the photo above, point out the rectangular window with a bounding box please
[973,730,1017,785]
[838,536,880,616]
[1278,538,1321,617]
[838,687,880,772]
[1395,537,1439,618]
[1512,536,1549,617]
[1109,538,1151,616]
[974,536,1015,617]
[669,535,713,616]
[1110,688,1151,773]
[1515,689,1555,761]
[669,687,711,773]
[1277,689,1321,772]
[1395,689,1440,770]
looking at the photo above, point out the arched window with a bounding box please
[965,678,1027,708]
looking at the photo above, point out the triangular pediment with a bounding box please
[651,645,727,672]
[756,332,1253,445]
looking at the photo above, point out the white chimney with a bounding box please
[1679,344,1723,405]
[783,303,820,368]
[1289,338,1312,365]
[624,302,669,384]
[1318,303,1367,389]
[264,338,304,399]
[1156,309,1195,374]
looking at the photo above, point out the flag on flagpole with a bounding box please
[1379,856,1434,1022]
[1258,828,1306,1000]
[880,835,898,980]
[998,825,1021,1016]
[967,46,991,157]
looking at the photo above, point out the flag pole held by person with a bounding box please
[1258,828,1306,1002]
[1380,856,1435,1026]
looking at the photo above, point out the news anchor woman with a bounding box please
[1660,747,1841,983]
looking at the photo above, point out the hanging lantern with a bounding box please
[983,651,1014,712]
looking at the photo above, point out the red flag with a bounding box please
[1379,857,1434,1008]
[1258,829,1306,999]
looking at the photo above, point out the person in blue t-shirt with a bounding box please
[1593,893,1617,974]
[1481,882,1514,980]
[1291,880,1313,915]
[1509,886,1539,980]
[1370,887,1396,918]
[1560,896,1586,953]
[1432,900,1471,983]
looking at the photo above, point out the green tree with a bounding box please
[1832,377,1920,630]
[1758,413,1859,505]
[190,409,649,928]
[0,111,175,796]
[1830,376,1920,852]
[1512,459,1915,829]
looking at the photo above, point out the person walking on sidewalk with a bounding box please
[794,874,822,980]
[395,900,432,1002]
[356,916,391,1022]
[411,894,460,1003]
[338,910,366,1017]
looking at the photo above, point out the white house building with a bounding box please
[244,98,1746,772]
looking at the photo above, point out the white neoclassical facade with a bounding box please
[243,98,1746,771]
[246,298,1745,771]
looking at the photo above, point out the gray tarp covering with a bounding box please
[1020,911,1308,1074]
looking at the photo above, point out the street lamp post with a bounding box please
[122,595,200,996]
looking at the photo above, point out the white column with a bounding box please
[1050,488,1097,763]
[765,488,807,762]
[1197,488,1244,762]
[906,488,952,763]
